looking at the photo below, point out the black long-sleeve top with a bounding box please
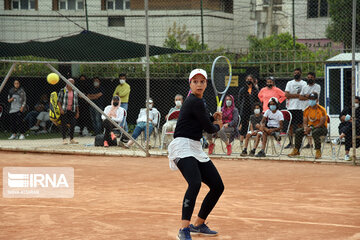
[174,94,220,141]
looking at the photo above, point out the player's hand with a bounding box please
[223,123,229,128]
[60,109,65,115]
[20,106,24,113]
[213,111,222,121]
[214,120,223,129]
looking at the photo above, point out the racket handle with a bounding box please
[217,106,221,112]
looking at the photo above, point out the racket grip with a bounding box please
[217,106,221,112]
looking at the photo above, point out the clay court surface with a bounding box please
[1,151,360,240]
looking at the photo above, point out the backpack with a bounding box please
[49,91,61,126]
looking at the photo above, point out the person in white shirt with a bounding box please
[101,96,125,147]
[255,97,284,157]
[284,68,307,148]
[299,72,321,149]
[126,98,159,148]
[161,94,183,146]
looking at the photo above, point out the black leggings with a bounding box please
[60,111,76,140]
[177,157,224,221]
[103,119,114,142]
[9,111,25,134]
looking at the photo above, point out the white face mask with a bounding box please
[175,100,182,107]
[149,103,153,109]
[94,82,100,87]
[254,109,261,114]
[119,79,126,85]
[355,103,359,108]
[226,100,232,107]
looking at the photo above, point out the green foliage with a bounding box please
[326,0,360,49]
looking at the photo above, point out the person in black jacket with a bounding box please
[238,74,260,145]
[168,68,224,240]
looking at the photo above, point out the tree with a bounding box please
[326,0,360,49]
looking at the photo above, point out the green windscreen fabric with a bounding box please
[0,31,186,61]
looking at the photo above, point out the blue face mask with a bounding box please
[309,99,317,107]
[269,105,276,111]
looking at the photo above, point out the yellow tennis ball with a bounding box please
[47,73,59,85]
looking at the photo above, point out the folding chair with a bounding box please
[265,110,292,156]
[141,110,161,147]
[300,115,331,159]
[160,110,180,149]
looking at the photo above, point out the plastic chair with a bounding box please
[141,110,161,147]
[160,110,180,149]
[211,115,240,154]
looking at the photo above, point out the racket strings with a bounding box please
[213,59,230,94]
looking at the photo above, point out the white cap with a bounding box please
[189,69,207,82]
[268,97,279,104]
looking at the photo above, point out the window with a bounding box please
[59,0,84,10]
[108,16,125,27]
[106,0,130,10]
[11,0,36,10]
[307,0,328,18]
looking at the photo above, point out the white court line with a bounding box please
[1,204,360,229]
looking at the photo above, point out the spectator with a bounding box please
[29,94,51,133]
[299,72,321,149]
[241,102,263,156]
[258,76,286,112]
[57,78,79,145]
[332,96,360,161]
[76,75,91,136]
[125,98,159,148]
[87,77,104,135]
[7,80,26,140]
[288,92,327,159]
[113,73,131,133]
[255,97,284,157]
[162,94,183,145]
[101,96,125,147]
[284,68,307,149]
[238,75,259,146]
[24,103,44,129]
[207,95,239,155]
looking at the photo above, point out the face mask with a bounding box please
[226,100,232,107]
[307,79,315,85]
[254,109,261,115]
[175,100,182,107]
[119,79,125,85]
[149,103,153,108]
[267,84,273,88]
[246,81,252,85]
[113,102,119,106]
[294,74,301,80]
[94,82,100,87]
[309,99,317,107]
[269,105,276,111]
[355,103,359,108]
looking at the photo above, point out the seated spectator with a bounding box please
[255,97,284,157]
[288,92,327,159]
[163,94,183,132]
[101,96,125,147]
[29,95,51,133]
[241,102,263,156]
[24,103,44,129]
[87,77,105,135]
[8,80,27,140]
[207,95,239,155]
[258,77,286,112]
[332,96,360,161]
[125,98,159,148]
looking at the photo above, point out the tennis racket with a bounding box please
[211,55,232,112]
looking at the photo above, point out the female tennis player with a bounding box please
[168,68,225,240]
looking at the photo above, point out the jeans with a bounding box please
[120,102,128,132]
[295,127,327,150]
[89,107,103,135]
[132,122,153,140]
[24,111,40,128]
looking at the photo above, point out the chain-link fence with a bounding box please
[0,0,359,162]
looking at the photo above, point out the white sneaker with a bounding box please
[8,134,16,140]
[19,134,25,140]
[37,130,47,134]
[30,125,40,131]
[344,154,351,161]
[332,137,340,145]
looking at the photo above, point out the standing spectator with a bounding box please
[113,73,131,133]
[7,80,26,140]
[288,92,327,159]
[284,68,307,149]
[207,94,239,155]
[238,75,259,145]
[87,77,104,135]
[58,78,79,145]
[125,98,159,148]
[299,72,321,148]
[258,76,286,112]
[76,75,91,136]
[332,96,360,161]
[101,96,125,147]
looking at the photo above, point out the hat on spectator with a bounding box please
[309,92,318,99]
[268,97,279,104]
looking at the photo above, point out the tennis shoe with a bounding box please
[8,134,16,140]
[19,134,25,140]
[104,141,109,147]
[255,149,266,157]
[111,132,116,141]
[30,125,40,131]
[240,149,247,156]
[177,227,192,240]
[332,137,341,145]
[189,223,218,236]
[344,154,351,161]
[226,144,232,155]
[208,143,215,155]
[69,139,78,144]
[249,149,256,156]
